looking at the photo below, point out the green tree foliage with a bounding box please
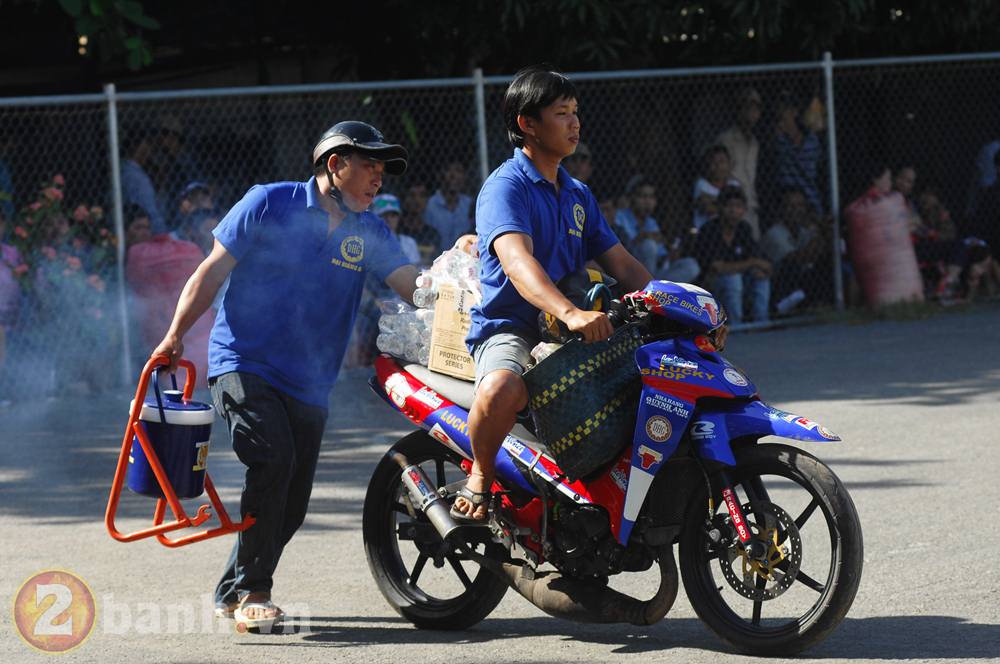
[55,0,159,70]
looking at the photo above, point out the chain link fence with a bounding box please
[2,54,999,402]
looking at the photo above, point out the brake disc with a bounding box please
[718,501,802,601]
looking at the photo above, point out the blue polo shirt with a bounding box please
[209,177,408,408]
[467,149,620,348]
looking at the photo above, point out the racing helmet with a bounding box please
[538,268,619,342]
[312,121,408,175]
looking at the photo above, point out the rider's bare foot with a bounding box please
[453,472,489,520]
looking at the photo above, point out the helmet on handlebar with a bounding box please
[538,268,620,343]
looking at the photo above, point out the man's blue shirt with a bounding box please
[467,149,620,348]
[209,177,408,408]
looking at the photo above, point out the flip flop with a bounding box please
[214,601,238,620]
[233,601,284,632]
[450,485,491,524]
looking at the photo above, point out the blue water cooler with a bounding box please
[127,374,214,499]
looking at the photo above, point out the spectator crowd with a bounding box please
[2,88,1000,403]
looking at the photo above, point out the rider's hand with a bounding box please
[564,309,613,343]
[151,334,184,373]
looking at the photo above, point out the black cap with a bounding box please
[312,121,408,175]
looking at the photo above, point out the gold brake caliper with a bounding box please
[739,526,786,581]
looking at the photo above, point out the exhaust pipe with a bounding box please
[489,546,679,626]
[390,450,678,625]
[390,451,462,541]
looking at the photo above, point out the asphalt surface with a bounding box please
[2,305,1000,663]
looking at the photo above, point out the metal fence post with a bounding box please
[474,67,489,183]
[104,83,132,384]
[823,51,845,310]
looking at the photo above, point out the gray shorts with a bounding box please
[471,329,538,389]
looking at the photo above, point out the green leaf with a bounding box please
[90,0,105,17]
[75,15,101,36]
[57,0,84,18]
[123,35,141,49]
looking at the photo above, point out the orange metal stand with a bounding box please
[105,355,254,547]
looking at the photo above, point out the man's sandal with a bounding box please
[449,486,491,523]
[233,600,284,632]
[214,601,239,620]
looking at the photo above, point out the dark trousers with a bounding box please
[209,371,327,605]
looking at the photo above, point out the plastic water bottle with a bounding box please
[413,287,438,309]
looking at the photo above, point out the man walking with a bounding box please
[152,121,417,630]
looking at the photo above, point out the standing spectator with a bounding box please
[761,187,831,314]
[400,182,442,263]
[153,115,201,220]
[373,193,420,265]
[716,87,763,238]
[692,144,742,231]
[695,186,771,324]
[425,160,474,248]
[769,91,824,216]
[123,204,154,252]
[563,141,593,184]
[968,150,1000,251]
[0,127,14,223]
[121,126,167,234]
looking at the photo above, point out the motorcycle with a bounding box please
[362,279,863,656]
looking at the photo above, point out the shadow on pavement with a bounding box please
[232,613,1000,659]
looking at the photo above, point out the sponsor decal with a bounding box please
[191,441,209,472]
[429,423,469,457]
[659,354,698,370]
[384,373,412,408]
[795,416,818,430]
[610,464,628,491]
[643,393,692,417]
[723,367,748,386]
[636,444,664,470]
[818,426,839,440]
[440,410,469,435]
[641,367,716,381]
[413,386,444,410]
[690,421,715,440]
[503,436,525,456]
[644,415,672,443]
[722,487,751,542]
[696,294,720,326]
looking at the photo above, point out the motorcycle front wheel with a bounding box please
[679,443,863,656]
[362,430,509,630]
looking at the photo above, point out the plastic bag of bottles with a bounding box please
[376,247,481,366]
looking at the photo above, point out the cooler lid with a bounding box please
[130,390,215,425]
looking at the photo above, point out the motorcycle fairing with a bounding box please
[691,399,842,466]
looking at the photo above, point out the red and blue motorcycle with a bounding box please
[363,279,863,656]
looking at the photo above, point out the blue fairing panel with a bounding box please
[692,400,841,466]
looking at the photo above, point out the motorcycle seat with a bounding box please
[402,363,542,448]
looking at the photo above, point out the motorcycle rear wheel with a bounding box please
[679,443,863,656]
[362,430,509,630]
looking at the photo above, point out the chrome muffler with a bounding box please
[390,451,462,541]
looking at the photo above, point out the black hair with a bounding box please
[502,65,578,148]
[701,144,731,173]
[780,185,807,199]
[718,185,747,206]
[123,203,149,225]
[625,173,653,195]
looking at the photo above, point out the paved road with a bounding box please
[2,306,1000,663]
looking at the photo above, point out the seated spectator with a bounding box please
[693,144,742,231]
[914,187,991,300]
[400,182,442,264]
[563,141,593,184]
[892,163,920,229]
[425,160,474,248]
[761,187,832,314]
[373,193,420,265]
[694,186,771,324]
[614,176,699,283]
[174,181,220,255]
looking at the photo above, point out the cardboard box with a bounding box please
[428,284,477,380]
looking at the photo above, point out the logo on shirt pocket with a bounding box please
[569,203,585,238]
[340,235,365,263]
